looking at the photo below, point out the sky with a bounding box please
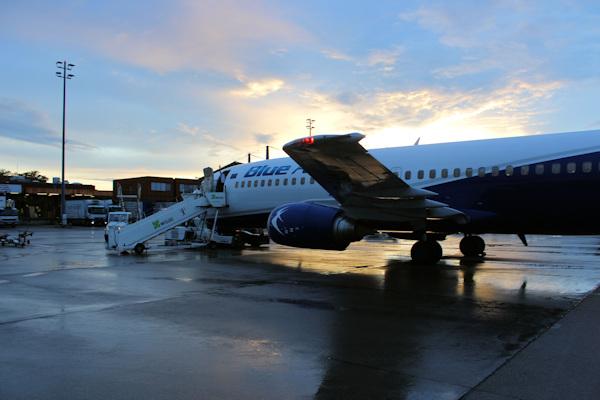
[1,0,600,190]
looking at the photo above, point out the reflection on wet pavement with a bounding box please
[0,226,599,399]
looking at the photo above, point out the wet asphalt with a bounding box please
[0,226,599,399]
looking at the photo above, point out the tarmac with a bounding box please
[0,226,599,399]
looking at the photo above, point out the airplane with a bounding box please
[209,129,600,263]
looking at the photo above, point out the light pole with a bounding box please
[306,118,315,136]
[56,61,75,226]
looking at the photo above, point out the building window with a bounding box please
[567,162,576,174]
[492,166,499,176]
[418,170,424,179]
[583,161,592,173]
[429,169,436,179]
[441,169,448,178]
[179,183,197,193]
[478,167,486,177]
[505,166,513,176]
[466,168,473,177]
[405,170,411,180]
[453,168,461,177]
[151,182,171,192]
[552,163,561,174]
[535,164,544,175]
[520,165,529,176]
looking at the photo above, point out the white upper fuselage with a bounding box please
[215,129,600,219]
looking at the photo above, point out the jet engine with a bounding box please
[267,202,368,250]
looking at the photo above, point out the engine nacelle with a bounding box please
[267,202,365,250]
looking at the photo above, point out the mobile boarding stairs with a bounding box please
[106,168,234,254]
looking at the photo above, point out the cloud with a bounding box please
[298,78,563,147]
[399,3,547,79]
[177,123,242,151]
[322,47,402,72]
[365,47,403,71]
[2,0,311,76]
[254,133,275,143]
[0,98,56,144]
[321,49,354,62]
[0,98,92,149]
[230,78,285,98]
[400,5,502,49]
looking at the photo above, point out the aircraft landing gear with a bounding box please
[460,235,485,257]
[410,239,443,264]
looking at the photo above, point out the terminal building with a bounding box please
[112,176,200,217]
[112,163,241,217]
[1,162,241,224]
[0,179,112,223]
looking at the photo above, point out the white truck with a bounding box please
[0,194,19,227]
[65,199,108,225]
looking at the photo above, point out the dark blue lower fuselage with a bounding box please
[427,152,600,234]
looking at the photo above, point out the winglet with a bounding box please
[284,132,365,151]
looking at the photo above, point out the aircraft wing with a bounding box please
[283,133,466,223]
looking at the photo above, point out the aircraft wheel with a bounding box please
[460,235,485,257]
[411,240,443,264]
[134,243,145,255]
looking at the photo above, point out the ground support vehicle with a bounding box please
[0,231,32,247]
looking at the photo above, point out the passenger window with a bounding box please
[567,162,576,174]
[465,168,473,177]
[505,165,514,176]
[268,179,272,186]
[235,182,239,188]
[492,166,499,176]
[583,162,592,173]
[417,170,423,179]
[260,180,265,187]
[453,168,460,177]
[520,165,529,176]
[283,178,288,185]
[478,167,486,177]
[275,179,280,186]
[254,180,259,187]
[291,178,297,185]
[405,170,411,180]
[535,164,544,175]
[429,169,436,179]
[300,177,305,185]
[441,169,448,178]
[241,181,245,188]
[552,163,561,174]
[310,177,315,184]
